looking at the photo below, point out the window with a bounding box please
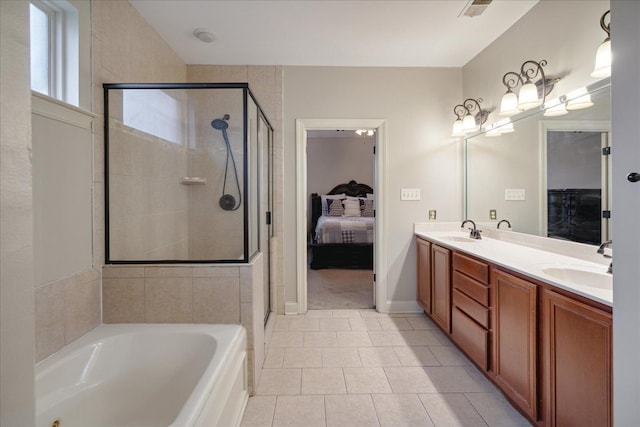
[123,90,184,145]
[29,0,79,106]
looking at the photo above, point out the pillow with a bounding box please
[366,193,374,200]
[361,199,375,217]
[343,199,362,217]
[327,198,345,216]
[321,194,346,216]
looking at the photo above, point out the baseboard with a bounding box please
[285,301,299,315]
[386,299,423,313]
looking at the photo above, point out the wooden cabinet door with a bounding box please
[416,238,431,313]
[431,244,451,333]
[542,289,612,427]
[492,270,538,420]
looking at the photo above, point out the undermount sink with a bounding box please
[541,265,612,290]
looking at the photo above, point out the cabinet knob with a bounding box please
[627,172,640,183]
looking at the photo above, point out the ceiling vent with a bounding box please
[459,0,493,18]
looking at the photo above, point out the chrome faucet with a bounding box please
[497,219,511,230]
[461,220,482,240]
[597,240,613,274]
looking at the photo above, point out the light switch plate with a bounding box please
[401,188,421,201]
[505,189,526,201]
[428,210,437,220]
[489,209,497,220]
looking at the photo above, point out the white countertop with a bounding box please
[415,223,612,307]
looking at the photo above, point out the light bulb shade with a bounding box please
[544,102,568,117]
[485,128,502,137]
[591,39,611,78]
[462,114,477,133]
[517,82,542,110]
[499,92,519,116]
[566,94,593,110]
[451,119,464,137]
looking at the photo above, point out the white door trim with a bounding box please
[295,118,388,314]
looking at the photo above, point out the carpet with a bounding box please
[307,268,374,310]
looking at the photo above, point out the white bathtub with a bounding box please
[36,324,248,427]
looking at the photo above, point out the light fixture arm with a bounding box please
[502,71,523,93]
[600,10,611,40]
[453,104,468,120]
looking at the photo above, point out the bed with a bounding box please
[309,180,374,269]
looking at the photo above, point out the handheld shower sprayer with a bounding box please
[211,114,241,211]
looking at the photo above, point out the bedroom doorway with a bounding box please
[306,130,375,309]
[296,119,387,314]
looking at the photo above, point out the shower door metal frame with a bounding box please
[103,82,273,265]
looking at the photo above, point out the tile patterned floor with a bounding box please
[240,309,531,427]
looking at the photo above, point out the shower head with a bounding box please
[211,114,230,130]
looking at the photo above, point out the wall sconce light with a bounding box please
[565,87,594,110]
[591,10,611,78]
[355,129,375,136]
[483,118,514,137]
[543,97,569,117]
[499,60,558,116]
[451,98,489,136]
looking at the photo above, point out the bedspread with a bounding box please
[315,216,374,244]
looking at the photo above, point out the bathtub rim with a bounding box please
[35,323,248,427]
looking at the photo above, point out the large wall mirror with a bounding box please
[465,79,611,245]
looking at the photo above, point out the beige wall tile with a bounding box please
[102,278,145,323]
[35,281,66,362]
[240,265,252,303]
[144,267,193,278]
[145,277,192,322]
[63,275,101,343]
[193,277,240,323]
[102,266,145,278]
[193,266,240,278]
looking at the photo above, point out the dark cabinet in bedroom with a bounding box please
[416,238,431,313]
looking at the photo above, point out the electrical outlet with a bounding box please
[428,210,437,221]
[400,188,421,201]
[489,209,497,220]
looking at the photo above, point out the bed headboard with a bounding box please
[310,180,373,241]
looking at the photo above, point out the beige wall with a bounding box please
[462,0,610,120]
[0,1,36,424]
[284,66,463,310]
[307,135,375,231]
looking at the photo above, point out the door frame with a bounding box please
[295,118,387,314]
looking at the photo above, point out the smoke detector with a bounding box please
[458,0,493,18]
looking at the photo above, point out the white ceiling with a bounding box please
[129,0,539,67]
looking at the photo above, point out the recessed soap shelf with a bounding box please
[181,177,207,185]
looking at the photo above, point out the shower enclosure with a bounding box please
[103,83,273,264]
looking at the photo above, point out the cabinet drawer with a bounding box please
[453,252,489,284]
[453,288,489,329]
[453,271,489,306]
[452,307,488,370]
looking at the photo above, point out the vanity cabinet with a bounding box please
[492,269,538,420]
[431,244,451,333]
[451,252,490,370]
[416,238,431,313]
[542,289,612,427]
[414,235,612,427]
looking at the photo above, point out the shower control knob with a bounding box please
[627,172,640,183]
